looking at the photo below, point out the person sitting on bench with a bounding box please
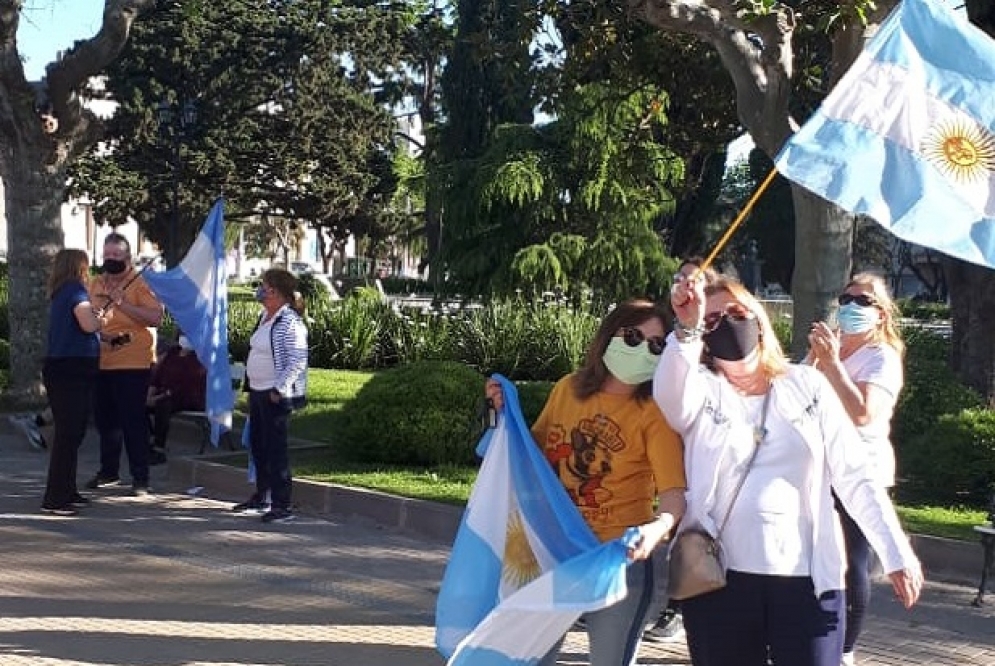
[146,333,206,464]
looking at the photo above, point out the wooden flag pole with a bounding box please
[698,167,780,273]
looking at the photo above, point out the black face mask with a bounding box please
[102,259,127,275]
[703,315,760,361]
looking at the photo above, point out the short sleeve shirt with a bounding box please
[842,344,903,486]
[89,270,160,370]
[47,280,99,359]
[531,375,686,542]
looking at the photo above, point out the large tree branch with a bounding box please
[0,1,36,143]
[45,0,155,147]
[629,0,796,156]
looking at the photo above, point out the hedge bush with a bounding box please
[338,360,485,466]
[900,408,995,505]
[893,327,986,505]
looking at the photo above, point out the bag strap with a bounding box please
[714,385,772,540]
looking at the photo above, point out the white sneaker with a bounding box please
[841,651,856,666]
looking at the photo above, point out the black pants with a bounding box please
[248,390,293,509]
[682,570,844,666]
[93,368,152,486]
[42,357,98,507]
[148,395,178,450]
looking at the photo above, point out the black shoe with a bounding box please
[41,505,78,517]
[261,507,295,523]
[149,449,168,466]
[85,474,120,490]
[69,494,90,507]
[131,485,151,497]
[232,496,269,514]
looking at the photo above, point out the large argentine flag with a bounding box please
[144,200,233,444]
[435,374,632,665]
[775,0,995,269]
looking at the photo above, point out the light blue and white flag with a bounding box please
[435,374,632,665]
[775,0,995,268]
[145,200,233,444]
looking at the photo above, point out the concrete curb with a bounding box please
[169,454,463,544]
[169,454,986,587]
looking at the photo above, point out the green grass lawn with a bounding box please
[283,369,988,541]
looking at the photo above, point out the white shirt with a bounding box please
[841,344,903,487]
[722,394,814,576]
[653,333,918,595]
[247,316,277,390]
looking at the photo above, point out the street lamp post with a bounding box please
[156,99,197,267]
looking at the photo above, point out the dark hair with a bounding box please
[261,268,306,316]
[103,232,132,258]
[572,299,669,402]
[48,249,90,299]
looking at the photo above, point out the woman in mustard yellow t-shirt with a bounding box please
[486,299,686,666]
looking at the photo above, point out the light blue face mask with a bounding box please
[837,303,879,334]
[602,337,660,385]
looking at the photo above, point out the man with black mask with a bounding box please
[86,233,164,496]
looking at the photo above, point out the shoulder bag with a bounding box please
[668,388,771,600]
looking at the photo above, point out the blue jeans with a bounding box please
[838,504,872,653]
[682,570,844,666]
[539,554,655,666]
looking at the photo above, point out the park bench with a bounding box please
[970,495,995,607]
[174,362,245,455]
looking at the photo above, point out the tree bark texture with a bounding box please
[0,0,152,402]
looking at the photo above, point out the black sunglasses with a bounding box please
[703,303,755,333]
[838,293,877,307]
[620,327,665,356]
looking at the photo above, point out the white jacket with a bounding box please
[653,332,918,596]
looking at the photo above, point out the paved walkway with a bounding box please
[0,423,993,665]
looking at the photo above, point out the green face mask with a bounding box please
[602,337,660,385]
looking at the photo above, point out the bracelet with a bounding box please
[674,319,705,340]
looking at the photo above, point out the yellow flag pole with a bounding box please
[698,167,780,273]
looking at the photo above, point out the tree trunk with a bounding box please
[2,157,67,404]
[945,259,995,405]
[945,0,995,405]
[789,185,854,358]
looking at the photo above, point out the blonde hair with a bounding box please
[704,276,789,380]
[48,249,90,299]
[845,272,905,358]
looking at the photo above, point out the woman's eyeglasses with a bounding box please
[703,303,755,333]
[838,293,877,307]
[620,327,665,356]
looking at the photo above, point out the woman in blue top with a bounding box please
[42,249,111,516]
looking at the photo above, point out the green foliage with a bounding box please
[896,298,950,322]
[381,276,433,295]
[900,408,995,506]
[71,0,407,262]
[514,380,555,426]
[894,328,986,504]
[437,73,684,303]
[338,360,485,465]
